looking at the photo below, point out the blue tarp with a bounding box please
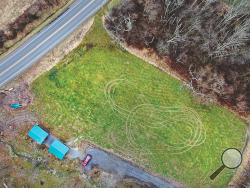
[48,139,69,160]
[12,103,19,108]
[28,125,49,144]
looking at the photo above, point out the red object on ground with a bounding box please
[82,155,92,166]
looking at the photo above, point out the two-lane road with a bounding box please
[0,0,109,88]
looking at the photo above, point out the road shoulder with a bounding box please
[2,15,95,90]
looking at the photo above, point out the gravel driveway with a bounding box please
[84,149,175,188]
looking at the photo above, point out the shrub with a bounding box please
[104,0,250,116]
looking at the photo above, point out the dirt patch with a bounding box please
[0,82,31,110]
[0,88,96,187]
[0,122,89,187]
[117,177,158,188]
[98,170,158,188]
[0,14,95,187]
[0,100,180,188]
[229,131,250,187]
[87,165,158,188]
[0,81,34,135]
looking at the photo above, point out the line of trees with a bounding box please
[0,0,61,53]
[105,0,250,116]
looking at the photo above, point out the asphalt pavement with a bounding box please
[0,0,109,88]
[84,149,176,188]
[0,1,177,187]
[43,135,176,187]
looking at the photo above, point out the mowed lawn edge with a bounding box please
[30,9,247,188]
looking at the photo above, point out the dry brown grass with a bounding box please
[1,0,70,51]
[3,15,95,89]
[229,132,250,187]
[121,43,185,83]
[103,13,250,187]
[0,120,90,187]
[102,15,186,85]
[0,0,37,30]
[106,15,250,125]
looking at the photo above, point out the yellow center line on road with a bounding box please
[0,0,95,77]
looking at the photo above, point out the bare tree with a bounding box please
[104,0,250,114]
[209,19,250,60]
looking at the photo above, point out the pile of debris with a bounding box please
[0,82,31,109]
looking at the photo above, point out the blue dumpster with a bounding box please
[12,103,20,108]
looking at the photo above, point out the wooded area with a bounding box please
[105,0,250,116]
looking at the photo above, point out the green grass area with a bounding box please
[30,9,247,188]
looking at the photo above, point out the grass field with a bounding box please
[30,9,247,188]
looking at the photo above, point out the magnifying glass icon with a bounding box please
[210,148,242,180]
